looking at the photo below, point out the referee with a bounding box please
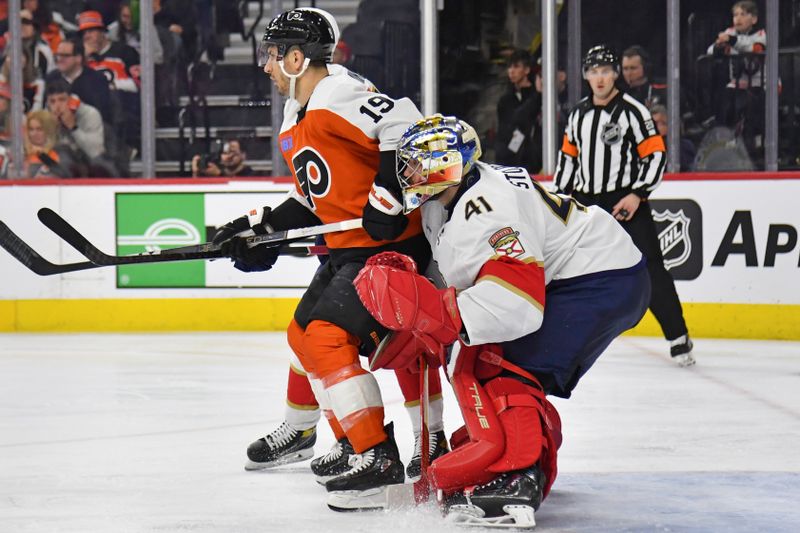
[553,45,695,367]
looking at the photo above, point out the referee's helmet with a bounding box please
[396,114,482,213]
[582,45,619,77]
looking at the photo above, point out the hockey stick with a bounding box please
[414,355,432,503]
[0,220,95,275]
[0,219,329,276]
[37,207,357,267]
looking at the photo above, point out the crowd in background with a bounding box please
[0,0,797,179]
[0,0,206,178]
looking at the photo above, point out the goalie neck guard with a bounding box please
[396,114,482,214]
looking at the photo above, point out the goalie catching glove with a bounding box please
[354,251,463,359]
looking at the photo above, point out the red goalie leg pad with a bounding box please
[484,377,546,473]
[429,345,505,492]
[540,398,562,498]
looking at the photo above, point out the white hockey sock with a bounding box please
[285,403,321,431]
[406,396,444,434]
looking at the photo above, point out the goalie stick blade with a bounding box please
[0,221,97,275]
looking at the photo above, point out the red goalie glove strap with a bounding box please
[354,260,462,345]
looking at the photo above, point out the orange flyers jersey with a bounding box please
[278,71,423,249]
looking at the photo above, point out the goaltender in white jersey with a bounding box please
[423,161,642,346]
[355,115,651,528]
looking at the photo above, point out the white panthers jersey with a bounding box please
[422,161,642,345]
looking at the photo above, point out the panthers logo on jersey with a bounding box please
[488,227,525,258]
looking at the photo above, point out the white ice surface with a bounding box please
[1,333,799,532]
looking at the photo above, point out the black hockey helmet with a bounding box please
[582,44,619,75]
[258,8,339,66]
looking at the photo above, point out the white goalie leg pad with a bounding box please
[445,504,536,529]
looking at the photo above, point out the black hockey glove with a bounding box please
[212,206,273,245]
[221,237,280,273]
[362,201,409,241]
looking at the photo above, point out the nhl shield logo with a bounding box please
[653,209,691,270]
[601,122,622,145]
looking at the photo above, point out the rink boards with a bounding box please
[0,174,798,339]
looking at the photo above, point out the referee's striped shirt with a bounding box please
[554,91,666,198]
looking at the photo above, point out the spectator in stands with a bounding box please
[155,0,198,63]
[707,0,766,160]
[20,8,55,79]
[621,45,665,108]
[650,104,696,172]
[0,81,10,144]
[80,10,140,91]
[191,139,255,177]
[46,38,112,124]
[333,40,352,66]
[79,10,140,153]
[108,2,143,53]
[23,0,62,53]
[495,49,535,168]
[82,0,123,26]
[24,109,60,178]
[46,79,105,162]
[2,46,45,111]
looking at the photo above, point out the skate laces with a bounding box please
[265,421,297,448]
[345,449,375,474]
[412,431,438,460]
[318,440,344,465]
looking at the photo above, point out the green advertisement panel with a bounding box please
[116,193,205,288]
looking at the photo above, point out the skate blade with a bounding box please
[327,483,416,512]
[445,504,536,529]
[314,473,344,486]
[244,448,314,471]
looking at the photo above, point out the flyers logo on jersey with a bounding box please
[489,227,525,258]
[292,147,331,209]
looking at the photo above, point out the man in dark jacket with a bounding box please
[495,49,535,168]
[46,39,112,123]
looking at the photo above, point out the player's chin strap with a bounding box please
[430,343,561,499]
[278,57,311,102]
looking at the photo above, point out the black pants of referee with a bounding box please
[572,190,689,341]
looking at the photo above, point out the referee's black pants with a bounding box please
[572,190,689,341]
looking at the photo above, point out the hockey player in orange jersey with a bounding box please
[210,8,438,511]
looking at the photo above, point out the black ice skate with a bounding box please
[442,464,546,529]
[670,335,696,367]
[310,435,355,485]
[244,421,316,471]
[406,429,449,480]
[325,423,406,512]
